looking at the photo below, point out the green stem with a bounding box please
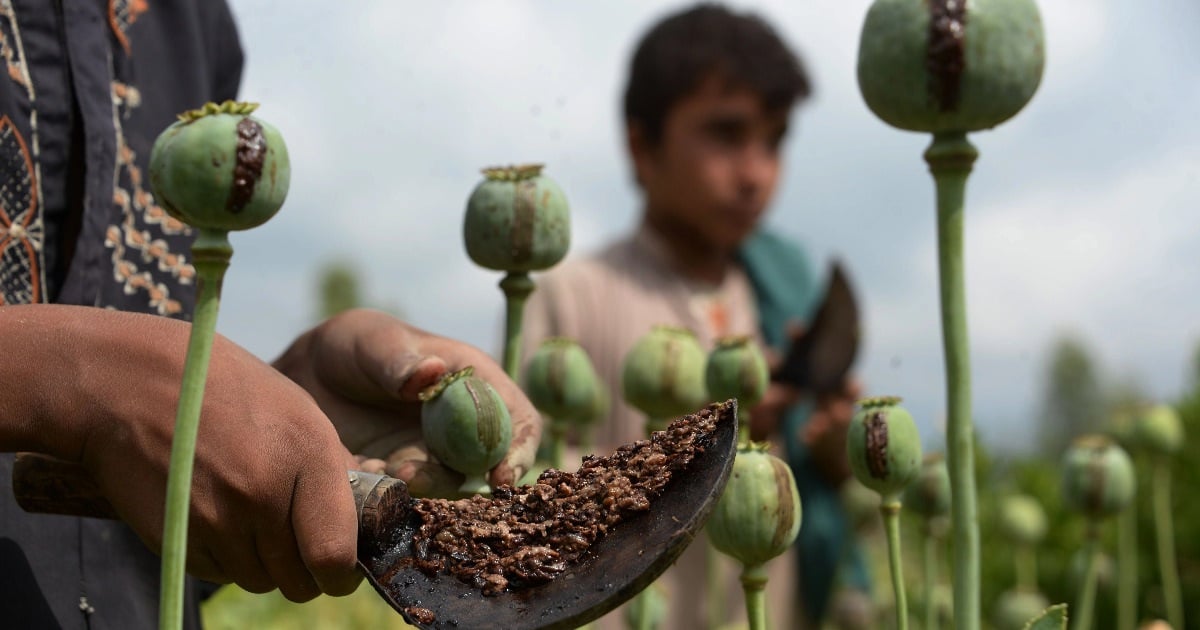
[1072,528,1100,630]
[1015,543,1037,592]
[741,563,768,630]
[630,587,659,630]
[458,474,492,496]
[925,132,980,630]
[923,526,938,630]
[158,230,231,630]
[1153,458,1184,630]
[548,422,565,470]
[882,501,909,630]
[738,410,751,445]
[707,540,725,629]
[499,272,535,381]
[1117,498,1138,630]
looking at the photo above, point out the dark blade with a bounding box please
[356,401,740,630]
[771,260,860,392]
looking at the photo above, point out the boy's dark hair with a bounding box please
[623,3,811,145]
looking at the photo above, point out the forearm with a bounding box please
[0,304,182,459]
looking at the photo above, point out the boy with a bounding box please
[524,4,869,628]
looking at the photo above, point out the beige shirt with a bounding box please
[522,225,796,630]
[524,225,764,449]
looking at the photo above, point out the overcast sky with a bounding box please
[218,0,1200,453]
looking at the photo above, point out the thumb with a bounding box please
[386,355,449,401]
[387,458,465,498]
[338,343,448,404]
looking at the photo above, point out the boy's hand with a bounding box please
[747,319,861,484]
[273,308,541,497]
[801,377,861,485]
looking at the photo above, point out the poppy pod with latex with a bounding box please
[421,367,513,495]
[707,442,802,568]
[525,338,600,422]
[150,101,289,231]
[463,164,570,273]
[1061,434,1135,520]
[847,396,923,501]
[857,0,1045,134]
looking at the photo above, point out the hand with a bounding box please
[1,305,362,602]
[801,376,862,485]
[272,308,541,497]
[747,382,801,441]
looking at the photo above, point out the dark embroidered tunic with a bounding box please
[0,0,243,626]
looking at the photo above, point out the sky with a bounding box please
[218,0,1200,454]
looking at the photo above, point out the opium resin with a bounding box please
[408,403,725,596]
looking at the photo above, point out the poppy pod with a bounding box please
[847,396,923,501]
[1061,434,1135,520]
[857,0,1045,133]
[706,442,802,568]
[1134,404,1184,457]
[420,367,513,495]
[149,101,289,231]
[524,338,600,422]
[622,325,709,422]
[904,453,950,519]
[463,164,570,273]
[997,494,1048,546]
[705,335,770,409]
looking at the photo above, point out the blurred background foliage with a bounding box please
[314,258,403,322]
[865,336,1200,629]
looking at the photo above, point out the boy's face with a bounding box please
[631,74,790,252]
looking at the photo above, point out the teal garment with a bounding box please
[738,230,872,624]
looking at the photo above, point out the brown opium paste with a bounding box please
[407,403,722,596]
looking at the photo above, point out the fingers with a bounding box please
[300,309,543,494]
[254,523,322,602]
[354,454,388,475]
[354,340,448,403]
[181,543,232,587]
[305,309,447,405]
[746,383,800,441]
[206,525,276,594]
[388,458,464,498]
[289,456,361,597]
[394,356,449,400]
[491,397,540,487]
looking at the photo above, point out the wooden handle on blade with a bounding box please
[11,452,120,519]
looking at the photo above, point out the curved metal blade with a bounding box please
[771,259,860,392]
[357,401,740,630]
